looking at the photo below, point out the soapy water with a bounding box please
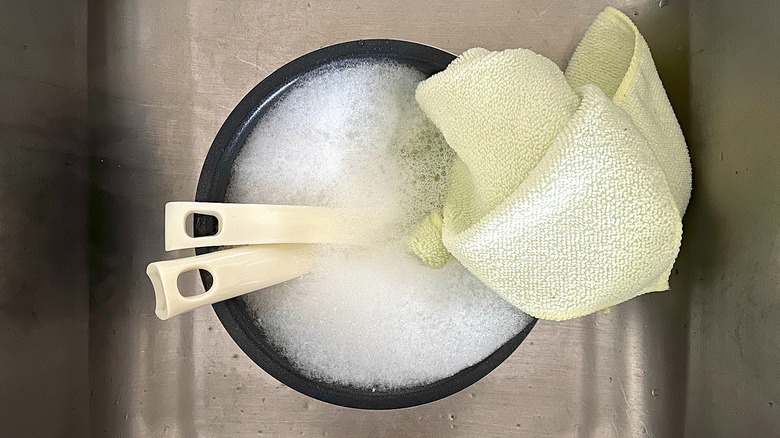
[226,60,532,389]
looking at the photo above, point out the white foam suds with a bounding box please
[226,60,532,389]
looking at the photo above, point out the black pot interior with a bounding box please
[194,39,537,410]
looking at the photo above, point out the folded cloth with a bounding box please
[410,7,691,320]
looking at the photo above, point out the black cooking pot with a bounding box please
[194,39,537,410]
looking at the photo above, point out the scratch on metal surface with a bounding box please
[135,102,176,110]
[730,327,745,358]
[115,96,177,110]
[239,10,264,34]
[618,379,631,407]
[233,54,262,70]
[535,0,559,19]
[603,0,647,9]
[617,378,649,416]
[0,73,85,94]
[640,420,654,438]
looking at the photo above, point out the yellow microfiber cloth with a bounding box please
[410,7,691,320]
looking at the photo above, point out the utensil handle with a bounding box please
[165,202,374,250]
[147,245,311,320]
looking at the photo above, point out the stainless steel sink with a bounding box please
[2,0,778,436]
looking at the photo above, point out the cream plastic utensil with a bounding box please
[165,202,376,250]
[147,244,311,320]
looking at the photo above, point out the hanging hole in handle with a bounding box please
[177,268,213,296]
[187,213,219,238]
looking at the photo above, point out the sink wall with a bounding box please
[684,0,780,434]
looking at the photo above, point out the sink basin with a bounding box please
[88,2,693,435]
[2,0,778,436]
